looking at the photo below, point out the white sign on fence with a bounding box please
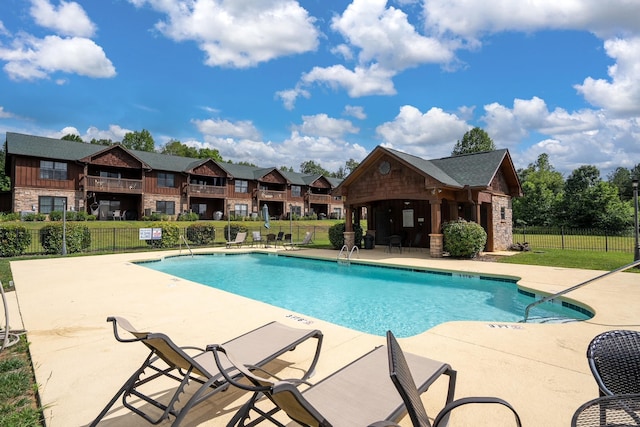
[139,228,162,240]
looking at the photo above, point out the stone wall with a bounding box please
[492,194,513,251]
[13,187,83,213]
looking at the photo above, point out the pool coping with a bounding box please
[8,246,640,426]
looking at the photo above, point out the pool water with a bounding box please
[141,253,591,337]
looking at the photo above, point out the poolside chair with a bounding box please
[571,393,640,427]
[385,331,522,427]
[284,231,313,251]
[586,329,640,397]
[90,316,323,427]
[208,332,457,427]
[274,231,285,247]
[387,235,402,253]
[265,233,276,247]
[251,231,263,247]
[226,231,247,248]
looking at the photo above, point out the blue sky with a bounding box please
[1,0,639,177]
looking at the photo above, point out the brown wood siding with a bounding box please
[346,157,432,204]
[13,157,81,190]
[192,162,227,177]
[490,169,510,194]
[261,170,287,184]
[90,149,142,169]
[145,171,185,195]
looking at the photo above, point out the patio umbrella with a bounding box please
[262,204,270,229]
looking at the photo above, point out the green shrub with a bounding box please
[0,213,21,222]
[0,225,32,257]
[222,224,248,241]
[145,222,180,248]
[328,222,363,249]
[40,223,91,254]
[143,212,169,221]
[48,211,62,221]
[177,212,199,221]
[442,219,487,258]
[186,223,216,245]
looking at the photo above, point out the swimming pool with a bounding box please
[141,253,592,337]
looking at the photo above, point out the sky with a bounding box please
[1,0,639,178]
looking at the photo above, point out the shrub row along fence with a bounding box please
[2,224,333,256]
[513,226,638,252]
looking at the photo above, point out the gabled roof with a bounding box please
[5,132,341,189]
[338,145,521,194]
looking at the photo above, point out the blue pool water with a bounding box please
[141,253,591,337]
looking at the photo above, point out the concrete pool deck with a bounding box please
[7,247,640,426]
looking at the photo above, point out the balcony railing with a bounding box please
[188,183,227,197]
[258,190,286,200]
[85,176,142,193]
[306,193,331,203]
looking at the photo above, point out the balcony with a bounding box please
[258,190,286,200]
[306,193,331,203]
[85,176,142,194]
[188,183,227,197]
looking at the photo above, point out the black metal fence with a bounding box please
[17,224,333,256]
[513,226,636,252]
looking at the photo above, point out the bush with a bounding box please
[40,223,91,254]
[21,212,45,221]
[186,223,216,245]
[328,222,364,249]
[222,224,248,241]
[0,212,21,222]
[142,212,170,221]
[0,225,32,257]
[442,219,487,258]
[145,222,180,248]
[177,212,199,221]
[48,211,62,221]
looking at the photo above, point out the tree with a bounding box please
[122,129,155,152]
[345,158,360,174]
[197,147,223,161]
[451,127,496,156]
[89,138,114,146]
[608,167,633,201]
[300,160,330,176]
[279,166,294,172]
[62,133,83,142]
[0,148,10,191]
[512,153,564,226]
[161,139,198,158]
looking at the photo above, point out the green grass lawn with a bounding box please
[496,248,639,272]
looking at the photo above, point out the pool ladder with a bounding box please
[338,245,359,263]
[179,235,193,257]
[521,258,640,322]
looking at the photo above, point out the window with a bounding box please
[156,201,175,215]
[158,173,175,188]
[291,205,302,216]
[500,206,506,220]
[291,185,301,197]
[234,204,248,217]
[234,180,248,193]
[39,196,66,214]
[40,161,67,180]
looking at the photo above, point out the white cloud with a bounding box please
[275,87,310,111]
[302,64,397,97]
[344,105,366,120]
[30,0,96,37]
[82,125,132,142]
[376,105,469,158]
[293,114,359,138]
[129,0,319,68]
[0,106,16,119]
[0,34,116,81]
[478,97,640,175]
[192,117,261,140]
[423,0,640,40]
[575,37,640,115]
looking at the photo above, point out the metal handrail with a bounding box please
[179,235,193,257]
[522,259,640,322]
[338,245,348,260]
[349,245,359,260]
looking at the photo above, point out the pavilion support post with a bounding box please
[429,199,443,258]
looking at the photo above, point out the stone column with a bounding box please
[429,233,443,257]
[429,199,443,257]
[343,231,355,250]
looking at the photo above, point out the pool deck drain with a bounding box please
[8,247,640,426]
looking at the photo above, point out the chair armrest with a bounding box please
[433,396,522,427]
[368,421,401,427]
[206,344,274,392]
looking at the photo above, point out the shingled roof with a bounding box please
[4,132,340,188]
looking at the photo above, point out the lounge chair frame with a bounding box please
[209,335,457,427]
[226,231,247,249]
[90,317,323,426]
[283,232,313,251]
[385,331,522,427]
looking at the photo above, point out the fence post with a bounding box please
[522,225,526,243]
[605,230,608,252]
[561,226,565,250]
[113,228,116,252]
